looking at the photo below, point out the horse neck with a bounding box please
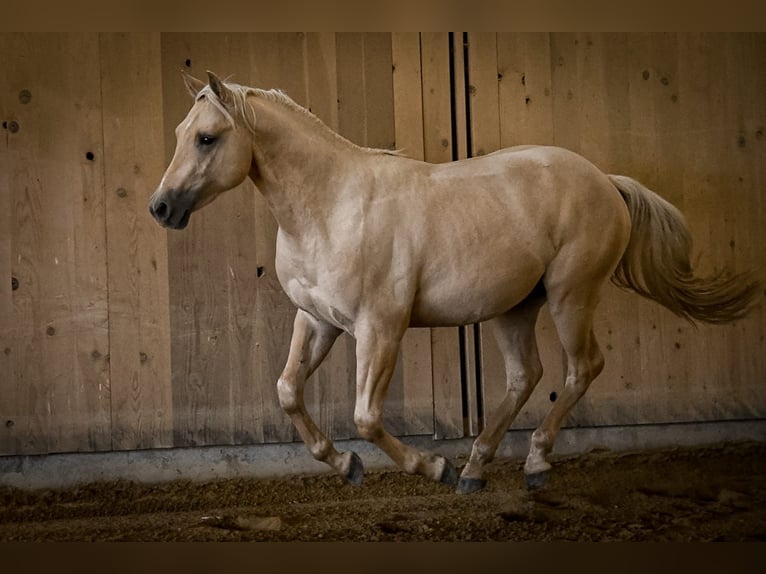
[246,94,363,236]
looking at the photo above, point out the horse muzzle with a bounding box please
[148,190,193,230]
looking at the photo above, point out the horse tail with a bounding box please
[608,174,761,324]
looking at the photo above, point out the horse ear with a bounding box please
[181,69,206,99]
[206,71,232,106]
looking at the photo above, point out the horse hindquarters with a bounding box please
[522,178,631,485]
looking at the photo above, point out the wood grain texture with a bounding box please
[0,38,16,454]
[99,33,173,451]
[496,33,554,147]
[0,33,111,455]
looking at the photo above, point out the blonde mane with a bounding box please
[198,80,400,156]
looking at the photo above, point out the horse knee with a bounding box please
[277,377,301,415]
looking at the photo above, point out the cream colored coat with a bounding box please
[150,72,759,492]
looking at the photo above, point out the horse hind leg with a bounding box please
[524,285,605,490]
[457,290,546,494]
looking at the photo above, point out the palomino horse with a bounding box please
[150,71,759,493]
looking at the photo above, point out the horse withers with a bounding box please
[149,71,760,493]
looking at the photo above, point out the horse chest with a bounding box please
[275,244,359,334]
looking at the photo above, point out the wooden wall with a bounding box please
[0,33,763,458]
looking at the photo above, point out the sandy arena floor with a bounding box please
[1,441,764,542]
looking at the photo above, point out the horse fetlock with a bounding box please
[526,431,553,475]
[408,453,454,483]
[459,459,483,481]
[524,456,552,475]
[530,428,552,452]
[469,439,496,467]
[308,438,333,462]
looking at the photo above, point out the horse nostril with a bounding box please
[155,201,168,218]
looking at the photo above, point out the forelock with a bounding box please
[196,83,257,134]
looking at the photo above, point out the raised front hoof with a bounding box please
[456,477,487,495]
[524,470,549,491]
[439,458,459,487]
[345,452,364,486]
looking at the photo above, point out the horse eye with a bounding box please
[198,134,217,147]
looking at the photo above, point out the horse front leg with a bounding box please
[353,319,458,486]
[278,309,364,484]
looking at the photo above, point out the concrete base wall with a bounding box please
[1,420,765,490]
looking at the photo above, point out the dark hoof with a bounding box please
[456,477,487,494]
[439,458,459,487]
[524,470,549,490]
[345,452,364,486]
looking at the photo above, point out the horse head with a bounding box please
[149,70,254,229]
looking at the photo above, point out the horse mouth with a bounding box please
[170,209,191,230]
[149,198,192,230]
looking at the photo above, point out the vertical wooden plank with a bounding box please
[0,33,111,455]
[99,33,173,450]
[467,33,501,157]
[496,33,554,147]
[336,33,367,147]
[392,33,424,159]
[0,33,45,453]
[304,33,340,130]
[161,33,262,446]
[0,36,16,454]
[732,32,764,420]
[363,33,397,151]
[421,32,456,161]
[548,33,582,153]
[729,34,766,419]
